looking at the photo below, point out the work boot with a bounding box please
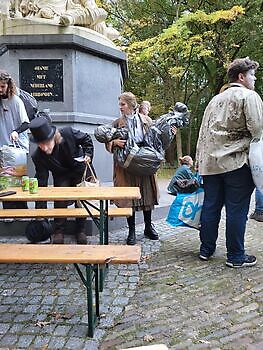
[76,231,87,244]
[51,231,64,244]
[53,218,66,244]
[144,224,159,240]
[126,213,136,245]
[249,211,263,222]
[143,210,159,240]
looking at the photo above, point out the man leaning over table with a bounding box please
[29,116,95,244]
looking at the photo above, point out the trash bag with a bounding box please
[17,88,38,121]
[25,219,53,243]
[114,142,164,176]
[94,102,190,176]
[145,102,190,151]
[95,125,165,176]
[94,125,128,143]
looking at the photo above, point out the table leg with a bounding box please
[86,264,95,338]
[74,263,98,338]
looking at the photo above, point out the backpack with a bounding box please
[17,88,52,124]
[17,88,38,121]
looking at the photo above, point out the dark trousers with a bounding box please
[53,177,86,234]
[3,201,27,209]
[199,165,254,263]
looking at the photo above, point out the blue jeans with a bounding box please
[199,165,254,263]
[255,188,263,213]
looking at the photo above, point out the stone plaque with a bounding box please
[19,59,63,101]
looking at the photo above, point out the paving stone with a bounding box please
[64,336,85,349]
[247,340,263,350]
[0,334,18,346]
[83,339,99,350]
[68,324,89,338]
[53,325,71,336]
[13,313,34,323]
[47,336,66,349]
[32,335,50,348]
[16,334,34,348]
[0,324,10,335]
[112,296,129,306]
[8,323,24,334]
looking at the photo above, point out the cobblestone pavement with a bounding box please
[0,207,262,349]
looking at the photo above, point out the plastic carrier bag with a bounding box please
[0,143,27,177]
[166,188,204,229]
[249,134,263,194]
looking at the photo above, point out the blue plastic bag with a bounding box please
[166,188,204,229]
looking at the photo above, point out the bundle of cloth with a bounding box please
[95,102,190,176]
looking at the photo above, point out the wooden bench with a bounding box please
[0,208,132,218]
[0,243,141,338]
[0,207,132,218]
[0,206,132,245]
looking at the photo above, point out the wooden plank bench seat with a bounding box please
[0,243,141,338]
[0,207,132,218]
[0,244,140,264]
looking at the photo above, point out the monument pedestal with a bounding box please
[0,18,128,182]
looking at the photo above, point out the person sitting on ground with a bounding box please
[29,116,95,244]
[167,155,200,195]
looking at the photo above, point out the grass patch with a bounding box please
[157,165,176,179]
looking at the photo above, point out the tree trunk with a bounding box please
[176,128,182,161]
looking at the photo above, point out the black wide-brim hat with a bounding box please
[29,116,56,143]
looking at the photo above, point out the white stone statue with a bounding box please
[0,0,12,19]
[16,0,119,40]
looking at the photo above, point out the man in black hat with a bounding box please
[29,116,95,244]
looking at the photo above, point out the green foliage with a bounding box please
[101,0,263,162]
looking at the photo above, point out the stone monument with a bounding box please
[0,0,128,182]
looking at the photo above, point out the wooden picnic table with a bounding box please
[0,186,141,337]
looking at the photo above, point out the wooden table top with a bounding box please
[0,244,141,264]
[0,186,141,201]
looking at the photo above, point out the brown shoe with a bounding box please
[76,231,87,244]
[52,232,64,244]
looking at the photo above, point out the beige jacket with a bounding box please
[196,84,263,175]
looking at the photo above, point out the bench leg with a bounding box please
[86,264,95,337]
[74,263,100,338]
[104,200,109,245]
[80,199,109,292]
[99,200,109,291]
